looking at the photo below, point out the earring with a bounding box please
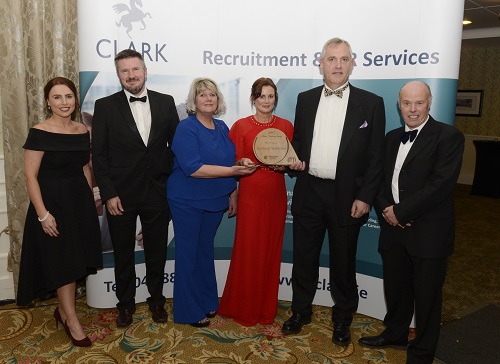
[47,105,51,110]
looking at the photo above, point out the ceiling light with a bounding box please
[463,18,472,25]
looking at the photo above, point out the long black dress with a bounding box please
[17,128,102,306]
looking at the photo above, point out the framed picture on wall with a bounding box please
[456,90,483,117]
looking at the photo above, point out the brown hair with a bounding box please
[44,77,80,120]
[250,78,278,110]
[114,49,146,72]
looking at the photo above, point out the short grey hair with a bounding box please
[321,37,353,59]
[185,77,227,116]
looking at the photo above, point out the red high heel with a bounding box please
[63,320,92,347]
[53,307,65,330]
[54,307,92,347]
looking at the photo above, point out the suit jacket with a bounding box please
[92,89,179,205]
[377,116,464,258]
[291,84,386,227]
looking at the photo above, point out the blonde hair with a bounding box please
[185,78,227,116]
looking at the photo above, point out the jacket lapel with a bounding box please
[338,85,366,161]
[304,86,322,156]
[147,90,158,146]
[387,127,403,171]
[403,117,437,167]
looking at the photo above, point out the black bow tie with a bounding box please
[129,95,147,103]
[324,84,349,98]
[400,130,418,144]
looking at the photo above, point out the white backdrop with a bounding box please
[79,0,465,320]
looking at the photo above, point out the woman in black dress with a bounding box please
[17,77,102,347]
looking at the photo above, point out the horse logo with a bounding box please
[113,0,152,39]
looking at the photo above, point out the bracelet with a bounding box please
[38,211,50,222]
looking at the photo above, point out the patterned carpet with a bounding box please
[2,184,496,363]
[0,298,412,364]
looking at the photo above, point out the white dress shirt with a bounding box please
[391,117,429,203]
[309,82,350,180]
[124,89,152,145]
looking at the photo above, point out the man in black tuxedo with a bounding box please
[281,38,386,346]
[358,81,464,364]
[92,49,179,327]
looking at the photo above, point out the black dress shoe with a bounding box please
[358,335,408,349]
[190,318,210,327]
[149,305,168,323]
[332,323,351,346]
[116,307,136,327]
[281,313,312,334]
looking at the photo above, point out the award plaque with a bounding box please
[253,128,298,166]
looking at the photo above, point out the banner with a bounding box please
[79,0,464,319]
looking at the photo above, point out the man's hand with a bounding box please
[351,199,370,219]
[106,196,124,216]
[289,160,306,171]
[382,205,411,228]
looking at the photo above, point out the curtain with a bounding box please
[0,0,79,295]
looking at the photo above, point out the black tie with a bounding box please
[400,130,418,144]
[130,95,147,103]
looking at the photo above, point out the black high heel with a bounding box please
[205,311,216,319]
[190,318,210,327]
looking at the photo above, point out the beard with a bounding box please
[120,76,146,95]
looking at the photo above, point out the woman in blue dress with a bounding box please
[167,78,256,327]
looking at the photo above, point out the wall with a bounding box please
[455,46,500,136]
[456,46,500,184]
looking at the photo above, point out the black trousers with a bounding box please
[381,242,448,364]
[291,176,361,325]
[107,184,169,310]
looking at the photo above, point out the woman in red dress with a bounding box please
[219,78,304,326]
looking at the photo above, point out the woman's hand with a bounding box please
[231,165,256,176]
[238,158,257,168]
[231,158,257,176]
[269,165,286,172]
[40,213,59,237]
[228,190,238,217]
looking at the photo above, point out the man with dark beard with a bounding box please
[92,49,179,327]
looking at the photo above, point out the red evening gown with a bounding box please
[218,115,294,326]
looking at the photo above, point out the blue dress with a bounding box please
[167,114,236,323]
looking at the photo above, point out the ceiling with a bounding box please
[462,0,500,47]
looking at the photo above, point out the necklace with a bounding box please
[251,115,276,127]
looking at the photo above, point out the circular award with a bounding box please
[253,128,298,165]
